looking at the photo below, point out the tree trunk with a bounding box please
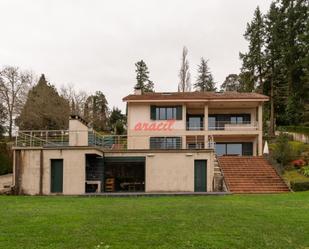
[8,115,13,140]
[269,77,275,137]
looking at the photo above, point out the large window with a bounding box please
[187,115,204,130]
[215,142,253,156]
[208,114,251,130]
[150,137,182,149]
[151,106,182,120]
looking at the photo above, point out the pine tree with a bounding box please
[178,46,191,92]
[134,60,154,92]
[84,91,109,131]
[109,107,126,135]
[239,6,266,91]
[194,58,216,92]
[16,74,70,130]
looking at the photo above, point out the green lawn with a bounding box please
[1,193,309,249]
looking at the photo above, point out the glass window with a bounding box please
[231,117,237,124]
[215,144,226,156]
[208,117,216,130]
[154,107,178,120]
[188,117,202,130]
[150,137,181,149]
[237,117,243,124]
[166,107,174,120]
[227,144,242,155]
[159,108,166,120]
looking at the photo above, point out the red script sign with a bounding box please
[134,120,175,131]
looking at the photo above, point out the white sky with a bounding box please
[0,0,271,111]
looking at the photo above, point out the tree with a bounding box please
[178,46,191,92]
[109,107,126,135]
[238,71,255,92]
[84,91,109,131]
[220,74,241,92]
[16,74,70,130]
[60,84,88,116]
[0,103,7,138]
[239,6,266,91]
[194,58,216,92]
[0,66,33,138]
[134,60,154,92]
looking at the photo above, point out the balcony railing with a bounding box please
[15,130,216,150]
[208,121,258,131]
[186,122,204,131]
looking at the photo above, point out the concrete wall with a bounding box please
[145,152,214,192]
[16,148,99,195]
[15,148,214,195]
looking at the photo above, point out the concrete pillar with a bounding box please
[258,132,263,156]
[182,135,186,149]
[204,104,208,131]
[183,104,187,130]
[258,104,263,131]
[253,137,257,156]
[258,104,263,156]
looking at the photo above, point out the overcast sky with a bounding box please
[0,0,271,111]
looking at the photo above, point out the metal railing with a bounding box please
[16,130,70,147]
[15,130,216,150]
[208,121,258,130]
[186,121,204,131]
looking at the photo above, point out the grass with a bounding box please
[1,193,309,249]
[283,169,309,182]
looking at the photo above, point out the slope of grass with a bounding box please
[284,169,309,182]
[1,193,309,249]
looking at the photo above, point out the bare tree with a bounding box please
[178,46,191,92]
[0,66,34,138]
[60,83,88,116]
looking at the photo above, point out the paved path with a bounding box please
[82,192,231,197]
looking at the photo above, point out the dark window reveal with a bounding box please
[150,106,182,120]
[150,137,182,149]
[215,142,253,156]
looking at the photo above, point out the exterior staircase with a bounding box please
[218,156,290,193]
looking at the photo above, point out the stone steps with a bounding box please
[218,156,290,193]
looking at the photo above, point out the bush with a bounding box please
[292,159,306,168]
[300,166,309,177]
[272,133,295,167]
[0,143,12,175]
[290,181,309,191]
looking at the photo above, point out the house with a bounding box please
[12,90,289,195]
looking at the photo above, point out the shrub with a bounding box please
[290,181,309,191]
[0,143,12,175]
[300,166,309,177]
[272,133,295,167]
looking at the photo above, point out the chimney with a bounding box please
[134,86,142,95]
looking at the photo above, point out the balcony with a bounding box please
[208,121,258,131]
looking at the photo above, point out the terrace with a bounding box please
[15,130,215,150]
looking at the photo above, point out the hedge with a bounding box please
[290,181,309,192]
[278,126,309,136]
